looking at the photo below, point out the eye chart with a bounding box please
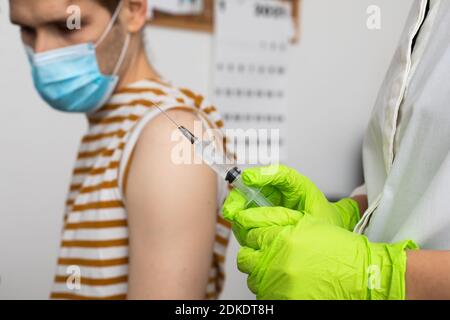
[148,0,204,17]
[213,0,293,163]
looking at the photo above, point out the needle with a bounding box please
[153,102,198,144]
[153,103,182,129]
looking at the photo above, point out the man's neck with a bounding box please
[117,46,160,89]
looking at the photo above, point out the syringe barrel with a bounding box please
[231,175,273,208]
[187,131,272,207]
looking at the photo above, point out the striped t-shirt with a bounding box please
[50,78,232,300]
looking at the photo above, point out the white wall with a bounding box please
[0,0,412,299]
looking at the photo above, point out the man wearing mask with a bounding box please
[223,0,450,299]
[10,0,231,299]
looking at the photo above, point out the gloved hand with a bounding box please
[234,206,418,300]
[225,165,360,230]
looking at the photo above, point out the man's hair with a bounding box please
[96,0,121,14]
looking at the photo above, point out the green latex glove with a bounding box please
[234,206,419,300]
[238,165,361,230]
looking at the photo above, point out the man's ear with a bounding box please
[123,0,148,33]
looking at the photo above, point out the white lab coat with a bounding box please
[354,0,450,250]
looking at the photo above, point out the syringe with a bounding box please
[154,106,273,208]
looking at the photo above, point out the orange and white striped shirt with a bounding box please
[50,78,232,300]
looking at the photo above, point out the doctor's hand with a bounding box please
[224,165,361,231]
[233,206,418,300]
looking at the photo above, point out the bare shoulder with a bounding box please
[124,108,216,201]
[138,108,200,146]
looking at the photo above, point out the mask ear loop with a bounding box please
[93,0,130,76]
[112,34,131,75]
[94,0,125,48]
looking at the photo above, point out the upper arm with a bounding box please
[125,110,218,299]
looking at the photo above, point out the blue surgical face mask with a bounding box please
[25,0,130,113]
